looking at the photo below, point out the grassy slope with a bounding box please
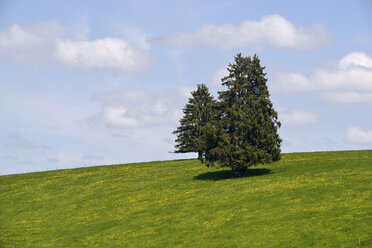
[0,150,371,248]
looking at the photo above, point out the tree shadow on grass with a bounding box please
[193,168,272,181]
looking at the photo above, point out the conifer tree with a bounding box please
[173,84,215,162]
[209,53,282,176]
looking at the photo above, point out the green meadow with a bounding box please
[1,150,371,247]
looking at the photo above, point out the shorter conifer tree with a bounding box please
[173,84,215,162]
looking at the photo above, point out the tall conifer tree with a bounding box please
[173,84,215,162]
[210,53,282,176]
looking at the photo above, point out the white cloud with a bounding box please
[278,108,319,126]
[90,89,186,129]
[0,22,63,63]
[54,38,150,72]
[179,86,196,98]
[346,127,372,144]
[339,52,372,69]
[103,106,140,128]
[4,130,50,150]
[160,15,332,50]
[271,72,314,93]
[0,22,150,73]
[272,52,372,103]
[209,67,229,88]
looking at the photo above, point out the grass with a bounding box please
[0,150,371,247]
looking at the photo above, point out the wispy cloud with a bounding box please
[272,52,372,103]
[4,131,50,150]
[89,89,185,129]
[16,159,34,165]
[0,22,63,63]
[45,157,60,163]
[54,38,150,72]
[209,67,229,88]
[346,126,372,144]
[111,133,130,139]
[0,21,150,73]
[159,15,332,50]
[2,155,18,161]
[278,108,319,126]
[81,154,104,160]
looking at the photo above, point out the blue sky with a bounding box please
[1,0,372,175]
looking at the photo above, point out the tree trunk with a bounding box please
[233,167,247,177]
[197,151,204,163]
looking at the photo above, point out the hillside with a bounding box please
[1,150,371,247]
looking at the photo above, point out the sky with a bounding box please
[1,0,372,175]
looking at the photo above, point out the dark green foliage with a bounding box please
[173,84,215,162]
[174,53,282,177]
[211,53,282,176]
